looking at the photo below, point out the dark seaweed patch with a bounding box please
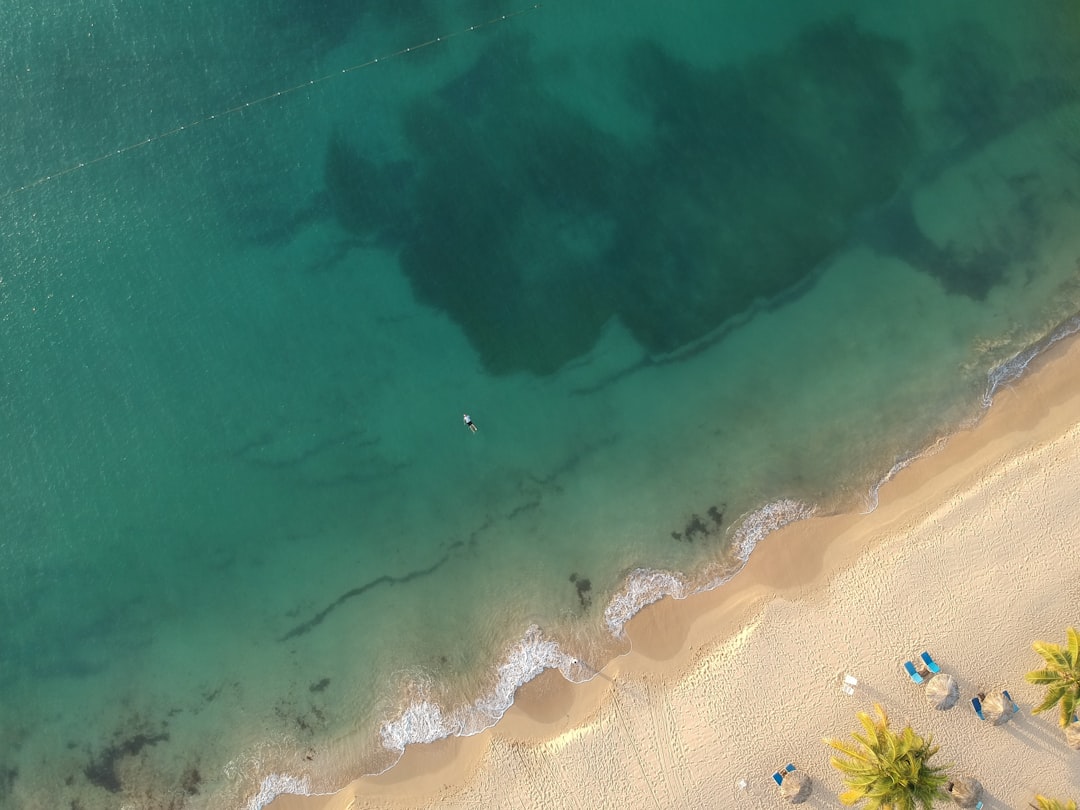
[683,514,708,542]
[1,766,16,800]
[280,550,454,640]
[180,765,202,796]
[673,505,726,543]
[274,699,328,737]
[84,732,169,793]
[309,677,331,693]
[569,573,592,609]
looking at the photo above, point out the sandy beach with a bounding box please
[271,333,1080,810]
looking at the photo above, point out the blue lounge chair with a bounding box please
[974,802,983,810]
[772,764,796,786]
[1002,690,1020,714]
[903,661,924,684]
[920,652,941,673]
[972,696,986,721]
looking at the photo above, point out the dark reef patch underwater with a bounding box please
[324,18,918,375]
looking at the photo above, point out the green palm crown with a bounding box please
[824,703,949,810]
[1025,626,1080,728]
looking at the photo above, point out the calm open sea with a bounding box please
[2,0,1080,807]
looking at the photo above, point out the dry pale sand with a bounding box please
[272,334,1080,810]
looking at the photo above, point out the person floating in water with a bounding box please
[463,413,477,433]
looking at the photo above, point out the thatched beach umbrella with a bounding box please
[780,770,812,804]
[982,691,1014,725]
[1066,719,1080,751]
[946,776,983,808]
[925,673,959,710]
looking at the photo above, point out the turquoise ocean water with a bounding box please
[3,1,1080,806]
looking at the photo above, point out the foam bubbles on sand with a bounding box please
[604,569,691,638]
[245,773,314,810]
[604,499,815,637]
[863,450,926,513]
[380,625,578,753]
[984,313,1080,406]
[727,499,816,562]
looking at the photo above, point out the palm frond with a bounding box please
[838,788,863,806]
[1027,668,1063,685]
[1029,629,1080,728]
[825,702,947,809]
[1061,690,1077,729]
[1033,640,1071,670]
[1031,684,1067,715]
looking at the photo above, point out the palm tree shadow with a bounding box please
[1001,711,1074,759]
[850,681,894,706]
[802,789,848,810]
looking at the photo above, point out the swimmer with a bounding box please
[463,413,477,433]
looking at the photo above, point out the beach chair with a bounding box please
[971,696,986,721]
[903,661,924,684]
[840,673,858,696]
[920,651,941,674]
[772,764,795,786]
[1002,690,1020,714]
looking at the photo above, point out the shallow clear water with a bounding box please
[2,1,1080,807]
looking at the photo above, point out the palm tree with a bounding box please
[1030,797,1078,810]
[1025,626,1080,728]
[824,703,948,809]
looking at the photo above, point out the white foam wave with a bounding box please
[380,698,456,750]
[984,313,1080,406]
[727,498,815,562]
[380,624,578,753]
[862,439,949,513]
[603,499,814,637]
[604,568,690,638]
[245,773,315,810]
[241,501,816,806]
[864,455,915,513]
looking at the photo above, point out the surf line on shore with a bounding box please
[248,315,1080,810]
